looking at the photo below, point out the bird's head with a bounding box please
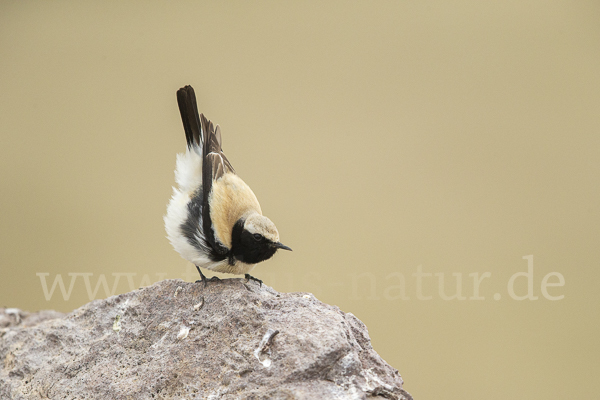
[232,213,292,264]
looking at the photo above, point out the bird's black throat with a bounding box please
[231,218,278,264]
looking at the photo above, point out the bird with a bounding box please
[164,85,291,286]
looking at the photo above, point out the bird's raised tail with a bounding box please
[177,85,203,151]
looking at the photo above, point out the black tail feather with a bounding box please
[176,86,202,149]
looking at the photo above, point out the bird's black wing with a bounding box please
[200,114,235,254]
[176,85,234,258]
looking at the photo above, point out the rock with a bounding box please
[0,279,412,400]
[0,308,65,330]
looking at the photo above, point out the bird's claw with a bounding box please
[195,265,220,288]
[245,274,262,286]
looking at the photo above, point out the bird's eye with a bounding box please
[253,233,262,241]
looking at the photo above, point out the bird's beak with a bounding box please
[274,242,292,251]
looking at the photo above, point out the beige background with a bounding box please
[1,1,599,399]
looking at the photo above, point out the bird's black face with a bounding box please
[235,230,278,264]
[231,219,291,264]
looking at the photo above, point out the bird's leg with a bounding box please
[245,274,263,287]
[195,265,207,285]
[195,265,221,287]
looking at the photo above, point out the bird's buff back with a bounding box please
[209,173,262,248]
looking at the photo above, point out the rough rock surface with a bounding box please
[0,279,412,399]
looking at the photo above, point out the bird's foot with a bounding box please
[245,274,263,287]
[195,266,220,287]
[195,265,207,286]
